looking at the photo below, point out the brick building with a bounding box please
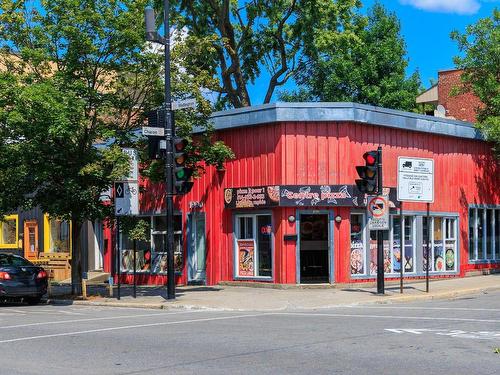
[417,69,483,123]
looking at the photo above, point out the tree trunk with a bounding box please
[71,218,83,296]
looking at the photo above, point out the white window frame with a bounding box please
[234,213,273,279]
[350,212,367,276]
[468,207,500,263]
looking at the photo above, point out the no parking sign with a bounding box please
[367,195,389,230]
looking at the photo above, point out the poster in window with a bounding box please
[237,239,255,277]
[445,241,455,271]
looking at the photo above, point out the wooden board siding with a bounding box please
[107,120,500,285]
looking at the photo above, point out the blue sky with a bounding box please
[250,0,499,104]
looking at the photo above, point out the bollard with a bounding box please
[82,279,87,299]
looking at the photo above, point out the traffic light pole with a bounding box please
[163,0,175,300]
[376,146,384,294]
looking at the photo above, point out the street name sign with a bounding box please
[397,157,434,202]
[172,98,196,110]
[114,182,139,216]
[142,126,165,137]
[367,195,389,230]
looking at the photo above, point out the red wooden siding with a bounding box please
[106,119,500,285]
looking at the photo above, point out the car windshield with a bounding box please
[0,254,34,267]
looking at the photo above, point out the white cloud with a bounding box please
[399,0,481,15]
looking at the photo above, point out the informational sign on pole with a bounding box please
[367,195,389,230]
[115,148,139,216]
[142,126,165,137]
[172,98,197,111]
[397,157,434,202]
[114,182,139,216]
[121,148,139,182]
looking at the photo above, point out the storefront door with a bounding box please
[298,213,331,283]
[24,220,39,260]
[188,213,206,283]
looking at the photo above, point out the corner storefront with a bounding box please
[105,102,500,286]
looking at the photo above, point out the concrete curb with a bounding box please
[47,285,500,311]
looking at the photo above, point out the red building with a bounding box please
[105,102,500,286]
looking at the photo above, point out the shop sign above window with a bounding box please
[224,186,280,209]
[224,185,399,209]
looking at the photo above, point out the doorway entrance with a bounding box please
[299,213,330,283]
[188,213,206,284]
[24,220,39,260]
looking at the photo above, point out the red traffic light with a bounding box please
[363,151,378,166]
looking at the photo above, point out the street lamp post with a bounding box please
[145,1,176,300]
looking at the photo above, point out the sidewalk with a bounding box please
[48,274,500,311]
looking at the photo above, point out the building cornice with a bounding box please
[206,102,482,141]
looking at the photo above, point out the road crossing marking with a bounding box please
[0,309,207,330]
[386,328,500,340]
[0,313,269,344]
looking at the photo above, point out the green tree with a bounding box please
[451,9,500,156]
[158,0,362,108]
[0,0,233,294]
[281,2,421,111]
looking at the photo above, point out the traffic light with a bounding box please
[355,150,379,193]
[173,137,194,195]
[147,110,165,159]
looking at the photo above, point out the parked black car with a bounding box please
[0,253,48,305]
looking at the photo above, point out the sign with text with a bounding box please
[172,98,197,110]
[237,239,255,277]
[280,185,357,207]
[115,182,139,216]
[142,126,165,137]
[224,186,280,209]
[397,157,434,202]
[367,195,389,230]
[121,148,138,182]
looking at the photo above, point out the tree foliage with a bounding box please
[280,2,421,111]
[451,8,500,156]
[158,0,362,108]
[0,0,234,293]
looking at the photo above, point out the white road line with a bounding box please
[0,313,268,344]
[0,309,26,314]
[273,312,500,323]
[0,310,208,330]
[342,305,500,312]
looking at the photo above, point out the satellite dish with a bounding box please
[435,105,446,118]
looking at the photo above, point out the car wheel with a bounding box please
[25,296,42,305]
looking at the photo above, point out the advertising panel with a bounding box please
[237,239,255,277]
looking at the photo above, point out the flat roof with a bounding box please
[208,102,482,141]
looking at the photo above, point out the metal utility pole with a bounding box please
[145,0,176,299]
[376,146,384,295]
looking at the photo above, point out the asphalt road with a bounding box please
[1,291,499,375]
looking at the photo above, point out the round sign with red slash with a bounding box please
[368,196,388,218]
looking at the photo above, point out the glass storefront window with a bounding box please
[120,215,183,274]
[468,209,475,261]
[496,210,500,260]
[444,218,457,271]
[403,216,415,273]
[421,216,457,272]
[350,214,365,275]
[486,210,494,259]
[48,219,70,253]
[0,216,17,247]
[150,215,183,274]
[477,209,484,259]
[369,230,390,275]
[235,214,272,278]
[468,207,500,262]
[433,217,444,272]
